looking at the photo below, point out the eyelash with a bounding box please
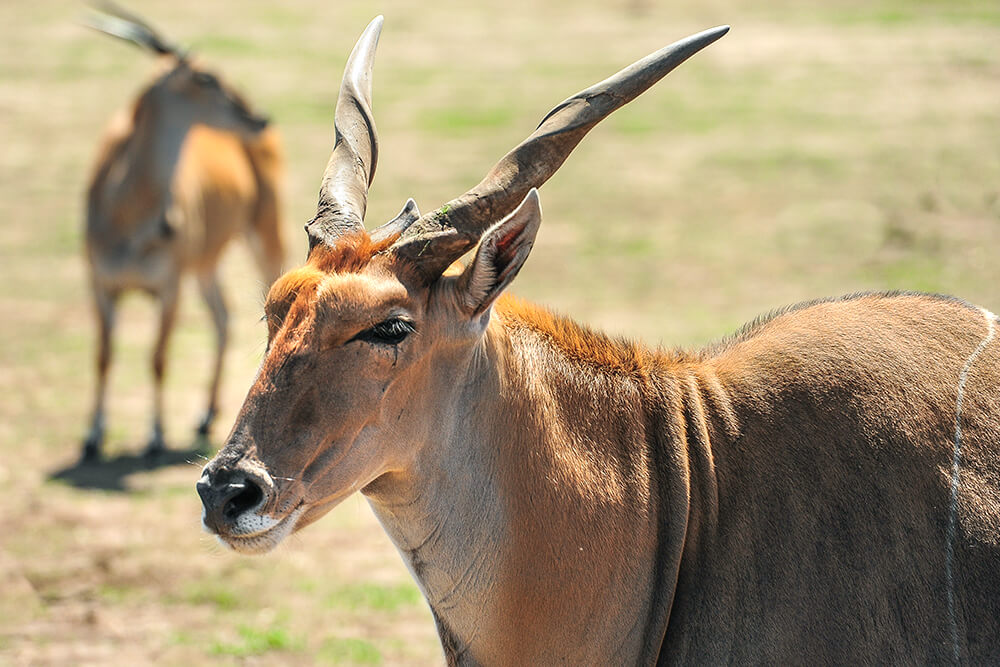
[349,318,415,346]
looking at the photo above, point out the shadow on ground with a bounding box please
[47,439,212,492]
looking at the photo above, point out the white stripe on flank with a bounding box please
[945,307,996,663]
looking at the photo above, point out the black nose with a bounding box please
[197,468,265,534]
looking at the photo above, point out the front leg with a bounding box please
[82,285,118,463]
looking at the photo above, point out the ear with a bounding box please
[458,189,542,317]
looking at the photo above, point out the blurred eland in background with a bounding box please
[80,4,285,462]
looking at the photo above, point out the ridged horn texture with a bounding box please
[83,2,179,56]
[305,16,384,252]
[391,25,730,279]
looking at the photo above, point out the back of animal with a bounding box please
[172,125,284,280]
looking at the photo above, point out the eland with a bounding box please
[82,5,285,461]
[199,17,1000,664]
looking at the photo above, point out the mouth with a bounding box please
[240,110,270,133]
[206,505,305,555]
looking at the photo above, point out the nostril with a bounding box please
[222,478,264,521]
[198,468,270,533]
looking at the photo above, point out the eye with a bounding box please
[349,318,415,347]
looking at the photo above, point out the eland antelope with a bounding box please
[82,5,285,461]
[198,17,1000,664]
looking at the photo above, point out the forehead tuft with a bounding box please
[265,266,322,313]
[308,231,398,274]
[266,232,410,312]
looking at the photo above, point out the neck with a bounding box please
[365,328,508,662]
[367,299,719,664]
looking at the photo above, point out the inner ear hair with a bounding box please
[460,189,542,317]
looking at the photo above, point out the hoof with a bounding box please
[143,442,166,461]
[144,424,166,459]
[81,421,104,464]
[80,424,104,465]
[79,440,102,465]
[195,407,216,437]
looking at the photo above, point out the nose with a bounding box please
[197,467,266,534]
[239,108,269,132]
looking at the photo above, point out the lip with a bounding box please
[210,506,304,555]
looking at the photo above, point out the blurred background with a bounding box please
[1,0,998,663]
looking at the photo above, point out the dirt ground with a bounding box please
[1,0,998,664]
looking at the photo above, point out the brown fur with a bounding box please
[473,291,1000,663]
[307,231,398,274]
[496,294,686,376]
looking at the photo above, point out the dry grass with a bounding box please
[1,0,998,663]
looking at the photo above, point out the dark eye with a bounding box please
[350,318,415,346]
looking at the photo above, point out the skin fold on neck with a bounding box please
[365,298,725,664]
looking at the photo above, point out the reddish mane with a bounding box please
[495,295,687,378]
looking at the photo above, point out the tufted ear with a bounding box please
[458,189,541,317]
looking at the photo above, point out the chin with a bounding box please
[212,506,304,555]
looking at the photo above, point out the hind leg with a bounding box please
[82,286,118,462]
[195,269,228,438]
[147,280,180,456]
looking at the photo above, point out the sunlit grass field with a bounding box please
[1,0,998,663]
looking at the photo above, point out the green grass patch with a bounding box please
[824,3,1000,26]
[168,630,196,646]
[49,40,128,81]
[417,106,515,135]
[614,102,727,136]
[96,584,139,604]
[613,90,760,136]
[254,5,309,28]
[267,96,338,124]
[191,34,258,56]
[865,255,946,293]
[211,624,305,657]
[324,581,421,612]
[178,581,240,611]
[319,637,382,665]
